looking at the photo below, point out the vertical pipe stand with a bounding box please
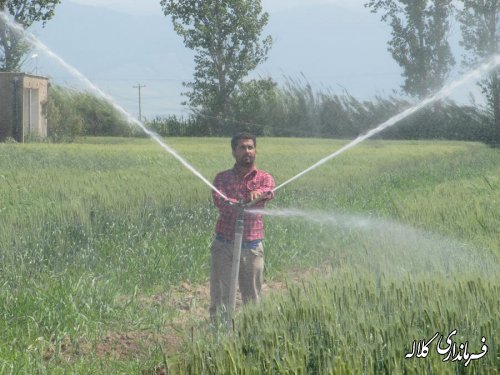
[227,203,244,323]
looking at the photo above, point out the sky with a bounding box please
[22,0,481,120]
[67,0,368,15]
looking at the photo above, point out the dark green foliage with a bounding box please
[161,0,272,135]
[384,101,494,142]
[136,72,497,142]
[363,0,499,145]
[458,0,500,145]
[148,79,494,142]
[73,92,133,137]
[146,115,206,136]
[0,0,61,72]
[227,78,278,135]
[46,86,136,141]
[365,0,455,99]
[188,78,493,142]
[46,86,85,142]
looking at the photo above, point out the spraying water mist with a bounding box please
[0,11,228,200]
[249,207,498,278]
[274,54,500,192]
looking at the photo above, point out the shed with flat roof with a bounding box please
[0,73,49,142]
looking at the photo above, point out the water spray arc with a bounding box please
[4,10,499,327]
[273,54,500,192]
[0,11,228,201]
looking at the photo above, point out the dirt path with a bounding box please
[49,267,328,368]
[96,275,296,361]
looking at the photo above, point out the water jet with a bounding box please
[273,54,500,192]
[0,11,228,200]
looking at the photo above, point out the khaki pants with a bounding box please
[209,238,264,318]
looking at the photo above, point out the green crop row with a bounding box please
[0,137,498,373]
[177,275,498,374]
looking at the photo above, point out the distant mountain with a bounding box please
[262,4,400,93]
[29,2,401,118]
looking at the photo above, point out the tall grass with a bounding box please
[0,137,498,373]
[147,81,494,142]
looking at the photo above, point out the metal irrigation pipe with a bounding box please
[228,202,245,320]
[226,195,268,323]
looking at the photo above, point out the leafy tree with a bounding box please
[365,0,455,98]
[0,0,60,72]
[458,0,500,145]
[161,0,272,134]
[227,78,277,135]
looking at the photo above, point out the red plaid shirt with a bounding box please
[213,165,275,241]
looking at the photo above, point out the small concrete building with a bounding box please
[0,73,49,142]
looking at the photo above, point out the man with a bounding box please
[210,132,275,318]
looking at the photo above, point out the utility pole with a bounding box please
[133,83,146,121]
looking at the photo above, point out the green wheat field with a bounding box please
[0,137,498,374]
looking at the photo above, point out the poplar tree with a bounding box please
[0,0,60,72]
[458,0,500,145]
[365,0,455,99]
[161,0,272,134]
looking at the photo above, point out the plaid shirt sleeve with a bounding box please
[212,170,234,209]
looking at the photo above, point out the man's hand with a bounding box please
[249,191,273,202]
[249,191,262,201]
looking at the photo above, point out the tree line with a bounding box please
[1,0,499,144]
[159,0,499,142]
[45,79,494,143]
[144,79,494,142]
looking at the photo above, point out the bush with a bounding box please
[46,86,85,142]
[47,86,137,142]
[145,115,206,136]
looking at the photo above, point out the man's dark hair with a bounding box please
[231,132,256,150]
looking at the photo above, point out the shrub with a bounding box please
[47,86,136,141]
